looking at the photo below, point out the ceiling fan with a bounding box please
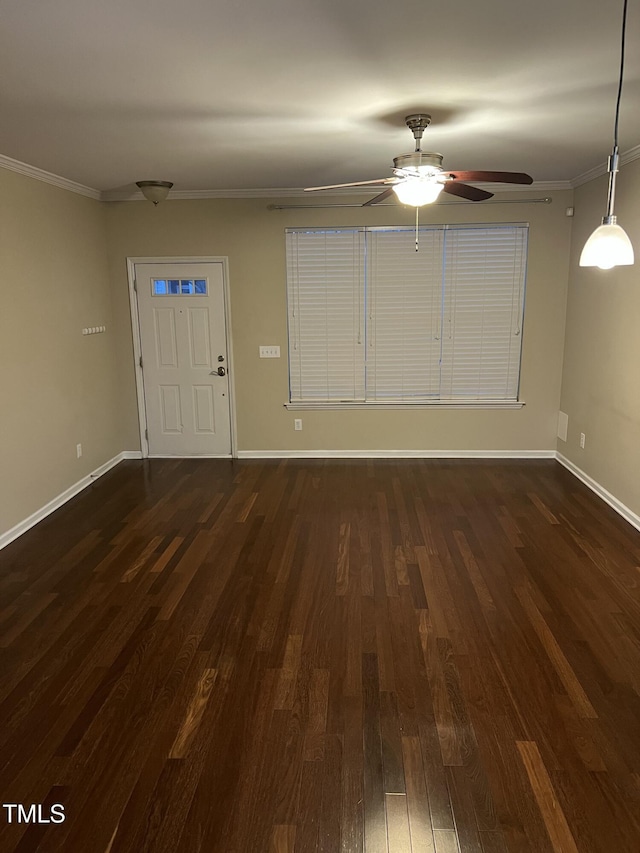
[304,114,533,207]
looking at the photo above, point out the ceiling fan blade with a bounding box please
[445,170,533,185]
[304,178,393,192]
[362,188,396,206]
[443,182,494,202]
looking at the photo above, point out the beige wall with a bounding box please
[8,153,640,537]
[106,191,573,453]
[0,170,123,538]
[559,157,640,515]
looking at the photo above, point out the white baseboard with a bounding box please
[148,454,232,459]
[237,449,557,459]
[0,451,142,551]
[4,449,637,551]
[555,453,640,533]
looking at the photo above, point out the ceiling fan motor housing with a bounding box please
[393,151,444,175]
[405,113,432,139]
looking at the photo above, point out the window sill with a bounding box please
[285,400,525,411]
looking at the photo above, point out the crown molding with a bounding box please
[101,186,321,201]
[0,149,576,203]
[101,180,571,202]
[501,180,572,193]
[571,143,640,188]
[0,153,100,199]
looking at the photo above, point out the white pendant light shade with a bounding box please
[579,221,634,269]
[393,179,443,207]
[579,0,633,270]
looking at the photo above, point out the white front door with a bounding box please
[135,261,232,456]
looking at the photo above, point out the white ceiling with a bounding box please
[0,0,638,194]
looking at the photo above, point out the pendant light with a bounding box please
[579,0,634,269]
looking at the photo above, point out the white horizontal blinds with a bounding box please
[287,229,365,401]
[286,224,528,404]
[367,228,444,400]
[440,226,527,400]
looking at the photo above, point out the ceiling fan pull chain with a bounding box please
[415,206,420,252]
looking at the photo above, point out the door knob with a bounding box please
[217,366,226,376]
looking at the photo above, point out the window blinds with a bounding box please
[286,224,528,404]
[440,226,527,400]
[287,229,365,401]
[367,228,444,400]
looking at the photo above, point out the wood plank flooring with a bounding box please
[1,458,640,852]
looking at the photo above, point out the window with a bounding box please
[286,224,528,406]
[152,278,208,295]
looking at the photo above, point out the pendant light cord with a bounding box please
[580,0,634,265]
[613,0,628,149]
[604,0,628,220]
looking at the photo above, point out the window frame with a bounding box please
[285,223,528,410]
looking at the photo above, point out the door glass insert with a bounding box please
[153,278,208,296]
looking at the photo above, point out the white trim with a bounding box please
[127,255,234,265]
[0,451,140,551]
[555,453,640,533]
[126,257,150,458]
[571,143,640,188]
[285,401,525,410]
[101,181,571,202]
[126,256,238,459]
[148,454,232,459]
[105,187,323,201]
[464,181,569,194]
[4,449,638,551]
[0,153,100,199]
[237,449,556,459]
[0,150,573,203]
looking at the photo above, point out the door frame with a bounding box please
[126,256,237,459]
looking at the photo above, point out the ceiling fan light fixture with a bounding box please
[393,179,443,207]
[304,115,532,209]
[580,0,634,270]
[579,218,634,269]
[136,180,174,205]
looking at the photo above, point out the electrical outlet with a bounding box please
[76,443,82,458]
[294,419,302,431]
[259,345,280,358]
[579,432,586,449]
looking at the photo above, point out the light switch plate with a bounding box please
[259,345,280,358]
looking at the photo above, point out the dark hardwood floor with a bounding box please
[1,458,640,852]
